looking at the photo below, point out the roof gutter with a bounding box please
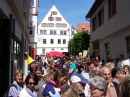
[85,0,103,19]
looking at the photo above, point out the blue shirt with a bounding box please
[42,83,55,97]
[70,62,76,74]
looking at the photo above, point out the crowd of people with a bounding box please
[8,53,130,97]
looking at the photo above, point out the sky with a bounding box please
[38,0,95,28]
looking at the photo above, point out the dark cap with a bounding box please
[66,57,71,61]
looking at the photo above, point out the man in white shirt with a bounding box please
[121,54,130,67]
[117,54,124,68]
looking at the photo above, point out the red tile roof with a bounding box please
[77,22,90,34]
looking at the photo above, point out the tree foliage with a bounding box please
[68,31,90,55]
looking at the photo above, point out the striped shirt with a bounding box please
[8,81,23,97]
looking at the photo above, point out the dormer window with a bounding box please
[51,11,57,15]
[55,17,62,21]
[48,17,54,21]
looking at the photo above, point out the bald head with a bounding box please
[100,66,111,83]
[101,66,111,73]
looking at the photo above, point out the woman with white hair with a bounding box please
[89,76,108,97]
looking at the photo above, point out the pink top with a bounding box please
[106,82,118,97]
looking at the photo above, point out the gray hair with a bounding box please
[89,76,108,96]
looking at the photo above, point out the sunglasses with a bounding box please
[28,82,35,85]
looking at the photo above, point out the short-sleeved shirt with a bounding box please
[70,62,76,74]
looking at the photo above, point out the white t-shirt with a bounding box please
[81,70,90,81]
[19,88,37,97]
[121,59,130,67]
[118,61,124,68]
[84,84,90,97]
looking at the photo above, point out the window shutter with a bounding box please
[101,8,104,23]
[112,0,116,14]
[48,17,50,20]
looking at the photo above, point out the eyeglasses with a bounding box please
[90,87,98,91]
[28,82,35,85]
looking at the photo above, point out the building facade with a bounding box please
[29,0,39,59]
[86,0,130,62]
[77,22,90,34]
[0,0,31,96]
[37,5,76,55]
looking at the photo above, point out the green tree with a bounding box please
[68,31,90,55]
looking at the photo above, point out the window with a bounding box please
[64,31,66,35]
[50,39,54,44]
[108,0,116,17]
[29,31,33,35]
[43,39,46,44]
[92,16,97,31]
[48,17,54,21]
[30,21,33,25]
[93,41,100,52]
[63,39,66,44]
[40,30,43,34]
[41,23,47,27]
[60,30,63,35]
[55,17,62,21]
[42,48,45,54]
[50,30,57,35]
[30,0,34,6]
[58,39,61,44]
[62,23,67,28]
[51,11,57,15]
[56,23,60,27]
[105,43,110,62]
[98,8,104,26]
[54,30,56,35]
[72,31,74,35]
[48,23,54,27]
[22,0,27,12]
[50,30,53,35]
[43,30,47,34]
[126,37,130,54]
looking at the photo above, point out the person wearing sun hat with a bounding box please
[70,73,90,97]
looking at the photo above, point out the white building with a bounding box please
[29,0,39,59]
[37,4,76,55]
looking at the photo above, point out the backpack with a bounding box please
[10,84,18,90]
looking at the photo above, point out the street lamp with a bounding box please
[82,26,85,32]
